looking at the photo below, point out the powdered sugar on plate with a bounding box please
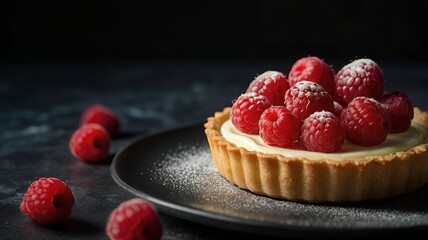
[148,141,428,229]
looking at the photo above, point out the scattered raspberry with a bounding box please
[341,96,391,146]
[288,56,336,98]
[69,123,111,163]
[335,58,384,105]
[380,91,414,133]
[246,70,289,106]
[259,106,301,147]
[300,111,345,153]
[106,198,163,240]
[284,81,334,120]
[20,177,75,225]
[80,104,120,137]
[231,92,272,134]
[333,101,344,117]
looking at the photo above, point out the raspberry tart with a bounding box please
[204,59,428,203]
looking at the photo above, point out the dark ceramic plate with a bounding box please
[111,122,428,238]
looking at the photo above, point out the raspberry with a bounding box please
[231,92,272,134]
[69,123,111,163]
[288,56,336,98]
[335,58,384,105]
[284,81,334,120]
[106,198,163,240]
[80,104,120,137]
[246,70,289,106]
[259,106,301,148]
[341,96,391,146]
[380,91,414,133]
[300,111,345,153]
[20,177,75,225]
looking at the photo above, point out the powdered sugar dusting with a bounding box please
[148,141,428,229]
[264,78,273,85]
[344,58,378,78]
[256,70,280,81]
[309,110,336,120]
[296,81,324,91]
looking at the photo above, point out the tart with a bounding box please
[204,107,428,203]
[203,57,428,203]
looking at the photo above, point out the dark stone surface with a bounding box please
[1,60,428,239]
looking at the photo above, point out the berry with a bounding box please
[341,96,391,146]
[231,92,272,134]
[106,198,163,240]
[80,104,120,137]
[300,111,345,153]
[335,58,384,105]
[284,81,334,120]
[380,91,414,133]
[246,70,289,106]
[69,123,111,163]
[20,177,74,225]
[288,56,336,98]
[259,106,301,147]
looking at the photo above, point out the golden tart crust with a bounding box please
[204,107,428,203]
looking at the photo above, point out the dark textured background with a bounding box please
[3,1,428,63]
[2,1,428,240]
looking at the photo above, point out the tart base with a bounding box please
[204,107,428,203]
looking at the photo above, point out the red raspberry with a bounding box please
[106,198,163,240]
[246,70,290,106]
[69,123,111,163]
[20,177,75,225]
[80,104,120,137]
[380,91,414,133]
[335,58,384,105]
[300,111,345,153]
[288,56,336,98]
[284,81,334,120]
[341,96,391,146]
[333,101,344,117]
[259,106,301,148]
[231,92,272,134]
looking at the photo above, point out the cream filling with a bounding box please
[221,120,428,161]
